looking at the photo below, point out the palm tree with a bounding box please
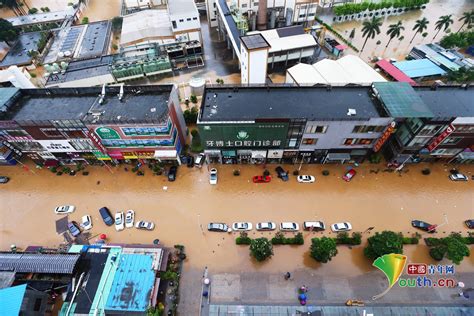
[457,10,474,33]
[386,21,405,47]
[433,15,454,39]
[361,17,382,52]
[410,17,429,43]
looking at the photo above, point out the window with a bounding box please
[299,14,306,18]
[70,139,96,151]
[242,3,248,8]
[211,18,216,21]
[179,19,184,22]
[442,137,462,145]
[406,118,423,133]
[407,136,430,147]
[213,2,216,7]
[0,129,30,138]
[40,128,63,138]
[344,138,355,145]
[418,125,444,136]
[64,130,86,138]
[187,18,191,21]
[302,138,317,145]
[193,17,197,20]
[288,138,297,147]
[344,138,374,145]
[431,148,462,155]
[352,125,385,133]
[9,141,44,151]
[172,21,177,28]
[305,125,327,134]
[254,2,259,7]
[455,125,474,132]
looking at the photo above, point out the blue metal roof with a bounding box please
[393,59,446,78]
[0,284,26,316]
[105,254,156,312]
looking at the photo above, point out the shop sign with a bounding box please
[298,151,313,157]
[108,151,124,159]
[38,152,56,159]
[87,130,107,153]
[282,150,298,158]
[199,123,288,149]
[95,127,121,140]
[267,150,284,159]
[93,151,111,160]
[251,151,267,159]
[427,124,455,152]
[38,140,77,153]
[373,122,396,152]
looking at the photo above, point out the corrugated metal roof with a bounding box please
[0,253,80,274]
[0,284,26,316]
[394,59,446,78]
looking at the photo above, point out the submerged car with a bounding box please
[99,207,114,226]
[55,205,75,214]
[125,210,135,228]
[256,222,276,231]
[0,176,9,184]
[209,168,218,185]
[68,221,81,237]
[232,222,253,231]
[195,153,205,168]
[187,156,194,168]
[342,169,357,182]
[81,215,92,230]
[465,220,474,229]
[449,173,468,181]
[331,222,352,232]
[280,222,299,231]
[304,221,325,231]
[297,175,315,183]
[275,166,289,181]
[115,212,125,231]
[207,222,229,232]
[411,220,437,233]
[253,175,271,183]
[135,221,155,231]
[168,166,178,182]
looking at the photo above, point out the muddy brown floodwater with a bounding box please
[80,0,121,22]
[1,162,473,277]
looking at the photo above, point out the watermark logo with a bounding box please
[399,264,456,288]
[236,131,249,140]
[372,253,407,300]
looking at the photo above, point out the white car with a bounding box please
[256,222,276,231]
[297,175,315,183]
[115,212,124,231]
[125,210,135,228]
[136,221,155,231]
[209,168,218,185]
[449,173,468,181]
[54,205,75,214]
[331,222,352,232]
[280,222,299,231]
[81,215,93,230]
[232,222,253,231]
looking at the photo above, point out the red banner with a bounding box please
[373,122,396,152]
[427,124,455,152]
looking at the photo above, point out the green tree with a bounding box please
[410,17,429,43]
[310,237,338,263]
[386,20,405,47]
[457,10,474,33]
[81,16,89,25]
[111,16,123,31]
[249,237,273,262]
[433,15,454,39]
[364,231,403,260]
[446,67,474,83]
[428,235,470,265]
[190,95,198,104]
[190,129,203,152]
[0,18,19,46]
[28,7,38,14]
[361,17,382,51]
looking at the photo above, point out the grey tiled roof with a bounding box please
[0,253,81,274]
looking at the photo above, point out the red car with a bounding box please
[253,175,271,183]
[342,169,357,182]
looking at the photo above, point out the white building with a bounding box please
[286,55,387,86]
[240,34,270,84]
[123,0,166,13]
[0,66,35,88]
[207,0,318,28]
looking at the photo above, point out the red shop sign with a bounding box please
[373,122,396,153]
[426,124,455,152]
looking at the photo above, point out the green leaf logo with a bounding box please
[372,253,407,300]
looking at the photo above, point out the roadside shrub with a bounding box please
[421,168,431,175]
[310,237,338,263]
[28,8,38,14]
[236,232,252,245]
[249,238,273,262]
[322,170,330,176]
[82,171,89,176]
[263,169,270,176]
[271,232,304,245]
[112,44,118,50]
[293,170,299,176]
[162,271,178,281]
[425,237,441,247]
[233,170,240,176]
[50,167,57,173]
[429,247,445,261]
[56,171,63,176]
[402,237,419,244]
[335,232,361,245]
[190,95,198,104]
[81,17,89,24]
[364,231,403,260]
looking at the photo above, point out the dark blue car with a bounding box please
[99,207,114,226]
[68,221,81,237]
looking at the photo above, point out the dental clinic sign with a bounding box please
[198,122,288,149]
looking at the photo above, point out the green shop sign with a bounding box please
[95,127,121,140]
[198,123,288,149]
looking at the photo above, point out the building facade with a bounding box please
[0,85,186,166]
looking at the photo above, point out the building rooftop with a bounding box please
[0,32,43,68]
[121,10,173,46]
[6,9,74,27]
[105,254,156,312]
[417,86,474,118]
[240,34,270,51]
[217,0,241,52]
[167,0,198,16]
[200,85,384,122]
[0,284,26,316]
[247,26,317,53]
[375,59,417,86]
[0,253,80,274]
[393,59,446,78]
[4,85,173,124]
[373,82,433,118]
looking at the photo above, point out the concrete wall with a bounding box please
[241,47,268,84]
[170,13,201,33]
[300,117,393,150]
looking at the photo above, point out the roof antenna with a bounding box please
[98,84,106,105]
[118,84,124,101]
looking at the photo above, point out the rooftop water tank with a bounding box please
[189,77,206,96]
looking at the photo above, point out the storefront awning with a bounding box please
[154,150,177,158]
[267,150,284,159]
[326,153,351,160]
[251,151,267,159]
[222,150,236,157]
[458,151,474,159]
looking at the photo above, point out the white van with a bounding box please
[194,153,205,168]
[303,221,325,231]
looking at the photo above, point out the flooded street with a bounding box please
[323,0,474,61]
[80,0,121,22]
[1,162,473,277]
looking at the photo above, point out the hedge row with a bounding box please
[426,233,474,246]
[333,232,362,245]
[236,236,252,245]
[271,232,304,245]
[334,0,429,16]
[314,18,360,53]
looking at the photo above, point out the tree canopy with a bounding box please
[364,231,403,260]
[310,237,338,263]
[0,18,19,45]
[250,237,273,262]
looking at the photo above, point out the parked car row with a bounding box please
[207,221,353,232]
